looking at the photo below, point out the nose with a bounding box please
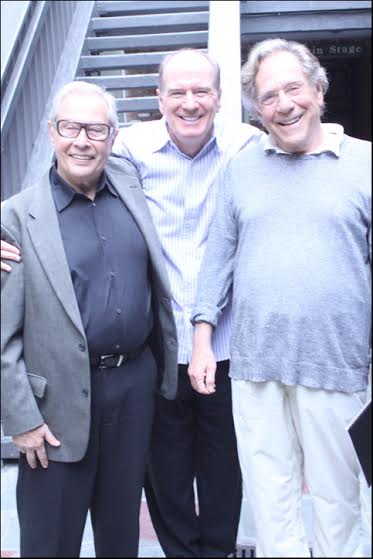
[182,91,198,110]
[276,90,294,112]
[73,127,90,146]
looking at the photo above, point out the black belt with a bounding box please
[90,341,148,369]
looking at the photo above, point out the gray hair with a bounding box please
[158,48,221,92]
[49,80,119,129]
[241,38,329,120]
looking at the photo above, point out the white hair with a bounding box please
[49,81,119,129]
[241,38,329,120]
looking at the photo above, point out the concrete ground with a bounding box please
[1,460,371,558]
[0,460,298,558]
[1,461,165,558]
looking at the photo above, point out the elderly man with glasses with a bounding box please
[1,80,178,558]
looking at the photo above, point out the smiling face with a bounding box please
[157,52,221,157]
[255,50,325,154]
[48,93,118,196]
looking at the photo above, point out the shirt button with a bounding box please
[115,344,121,350]
[82,388,89,397]
[116,308,122,314]
[78,343,85,352]
[110,272,115,278]
[92,202,96,207]
[101,236,106,241]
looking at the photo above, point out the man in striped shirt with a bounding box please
[1,49,263,557]
[114,50,263,558]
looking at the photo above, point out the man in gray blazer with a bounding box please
[1,81,178,558]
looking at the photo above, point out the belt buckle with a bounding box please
[99,354,113,369]
[98,354,124,369]
[116,355,124,367]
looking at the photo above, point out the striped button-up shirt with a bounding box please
[114,117,263,364]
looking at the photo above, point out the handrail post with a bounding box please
[208,0,242,125]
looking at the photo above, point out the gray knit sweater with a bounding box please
[192,133,371,392]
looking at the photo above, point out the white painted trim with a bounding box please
[208,0,242,125]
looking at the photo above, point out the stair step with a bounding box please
[79,74,159,89]
[96,1,209,15]
[78,1,210,118]
[115,96,159,112]
[79,49,205,71]
[84,30,208,51]
[91,11,209,33]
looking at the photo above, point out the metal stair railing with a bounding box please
[1,0,95,200]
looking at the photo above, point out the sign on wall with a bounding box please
[308,41,367,58]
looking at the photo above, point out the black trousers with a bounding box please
[145,361,242,557]
[16,347,157,558]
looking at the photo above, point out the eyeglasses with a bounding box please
[54,120,113,141]
[258,82,305,107]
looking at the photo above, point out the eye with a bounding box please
[88,125,106,134]
[261,93,277,105]
[194,90,209,97]
[287,84,303,96]
[170,91,183,98]
[64,122,80,130]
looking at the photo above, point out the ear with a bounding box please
[47,120,55,146]
[316,80,324,107]
[157,88,165,115]
[255,105,263,124]
[216,88,222,113]
[109,127,120,149]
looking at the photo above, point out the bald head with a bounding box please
[159,49,221,93]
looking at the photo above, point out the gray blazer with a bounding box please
[1,156,178,462]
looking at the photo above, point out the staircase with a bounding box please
[76,0,209,125]
[2,1,371,197]
[0,0,209,200]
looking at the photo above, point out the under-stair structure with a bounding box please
[77,1,209,124]
[2,1,371,200]
[1,0,209,201]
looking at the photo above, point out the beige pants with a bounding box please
[232,380,370,558]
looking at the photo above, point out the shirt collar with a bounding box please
[210,115,232,152]
[50,163,116,212]
[263,123,344,157]
[151,116,221,158]
[151,117,172,152]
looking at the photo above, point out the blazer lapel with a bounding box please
[27,176,85,336]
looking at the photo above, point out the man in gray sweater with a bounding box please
[190,39,371,558]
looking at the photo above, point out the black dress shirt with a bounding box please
[50,165,153,357]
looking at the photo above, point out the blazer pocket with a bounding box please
[27,372,47,399]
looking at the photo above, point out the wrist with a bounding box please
[193,322,213,347]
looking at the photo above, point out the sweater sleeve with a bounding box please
[191,164,238,327]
